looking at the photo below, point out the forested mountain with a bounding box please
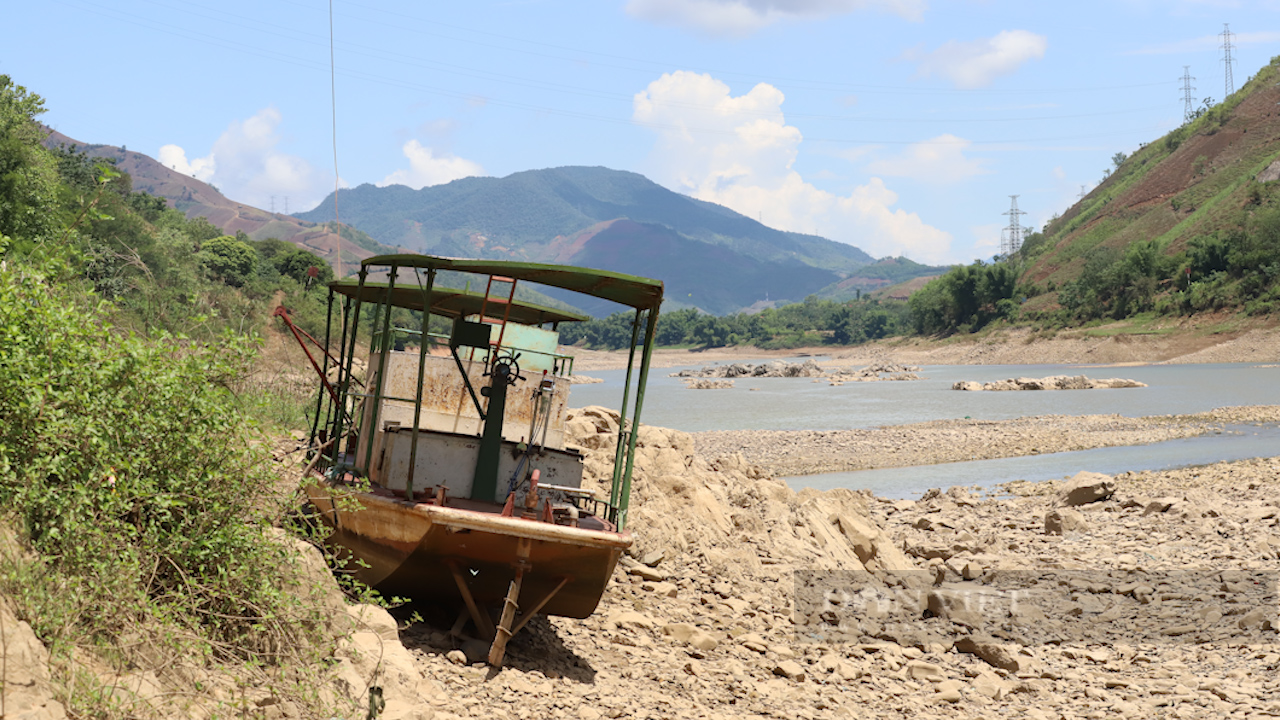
[297,166,941,315]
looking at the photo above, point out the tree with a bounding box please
[0,75,63,247]
[1112,152,1128,169]
[275,248,333,286]
[185,216,223,247]
[199,235,258,287]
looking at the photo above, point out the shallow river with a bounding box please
[569,359,1280,498]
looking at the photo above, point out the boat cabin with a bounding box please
[296,253,664,530]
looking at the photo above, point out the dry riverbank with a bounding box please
[371,409,1279,720]
[567,316,1280,372]
[690,405,1280,477]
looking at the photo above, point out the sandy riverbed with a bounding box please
[691,406,1280,477]
[567,318,1280,372]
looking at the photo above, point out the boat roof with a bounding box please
[329,280,590,325]
[360,254,664,311]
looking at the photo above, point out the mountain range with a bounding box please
[42,130,943,316]
[297,166,943,315]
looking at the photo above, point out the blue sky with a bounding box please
[6,0,1280,264]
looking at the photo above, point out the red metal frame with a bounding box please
[273,305,344,405]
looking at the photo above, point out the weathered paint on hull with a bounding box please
[306,481,629,619]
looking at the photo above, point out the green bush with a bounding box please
[199,234,258,287]
[0,262,322,663]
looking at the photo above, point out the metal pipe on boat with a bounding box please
[334,271,368,472]
[617,306,660,531]
[538,373,554,449]
[362,265,399,479]
[325,293,353,461]
[308,287,336,456]
[608,310,644,518]
[405,267,437,500]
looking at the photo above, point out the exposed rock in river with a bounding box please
[683,378,734,389]
[673,359,921,383]
[672,359,826,378]
[14,404,1280,719]
[953,375,1147,391]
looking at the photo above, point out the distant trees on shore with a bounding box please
[558,296,910,350]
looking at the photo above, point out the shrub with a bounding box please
[0,262,324,665]
[199,234,258,287]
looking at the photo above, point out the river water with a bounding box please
[569,359,1280,498]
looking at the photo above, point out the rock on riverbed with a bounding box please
[683,378,734,389]
[672,359,826,378]
[953,375,1147,391]
[673,359,921,383]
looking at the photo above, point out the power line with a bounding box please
[1181,66,1197,123]
[1079,185,1088,201]
[1001,195,1028,258]
[1221,23,1236,99]
[328,0,342,280]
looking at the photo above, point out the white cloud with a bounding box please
[971,222,1002,259]
[907,30,1047,89]
[158,144,215,182]
[625,0,925,37]
[864,134,988,184]
[162,108,330,210]
[378,140,485,189]
[634,70,951,262]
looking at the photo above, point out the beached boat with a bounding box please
[281,254,662,665]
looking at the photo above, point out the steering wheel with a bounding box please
[492,351,523,385]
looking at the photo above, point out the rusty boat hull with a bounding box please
[305,480,630,619]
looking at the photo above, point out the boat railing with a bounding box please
[374,324,576,378]
[371,326,451,348]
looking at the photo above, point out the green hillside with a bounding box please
[1022,56,1280,317]
[42,129,400,274]
[909,55,1280,335]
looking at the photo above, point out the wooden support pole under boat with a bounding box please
[488,536,532,666]
[446,561,496,640]
[510,575,570,637]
